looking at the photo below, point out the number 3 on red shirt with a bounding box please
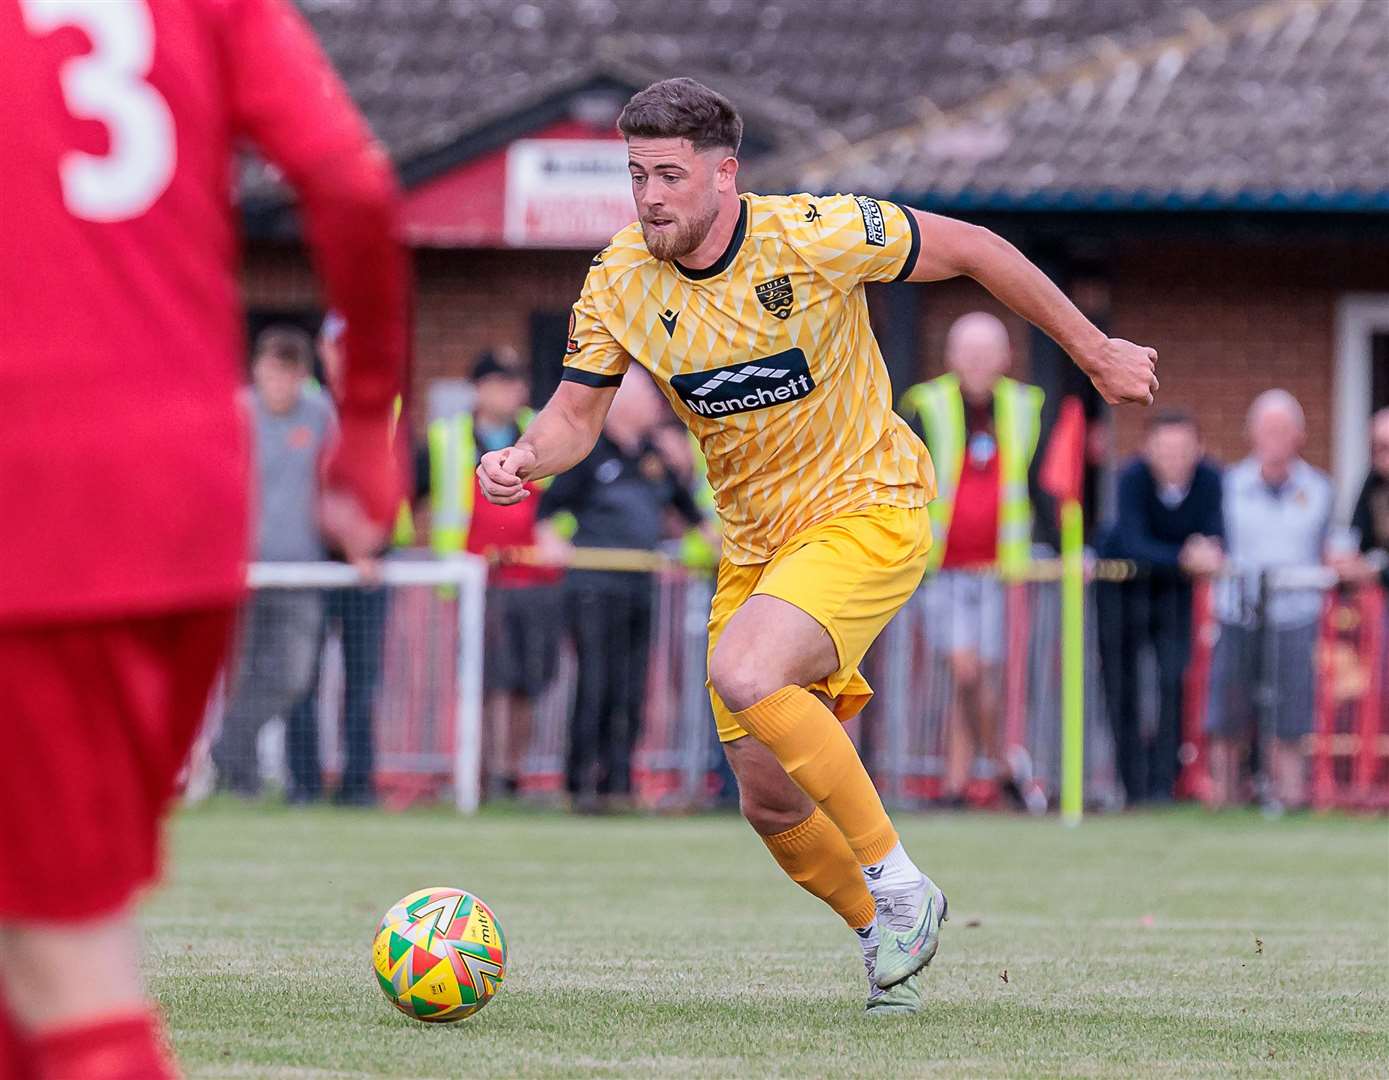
[20,0,175,223]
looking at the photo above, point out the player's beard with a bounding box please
[642,200,719,262]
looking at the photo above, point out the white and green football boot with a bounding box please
[865,970,921,1016]
[872,875,948,990]
[860,931,921,1016]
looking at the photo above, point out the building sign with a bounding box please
[503,139,634,248]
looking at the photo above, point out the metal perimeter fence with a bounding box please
[185,552,1389,814]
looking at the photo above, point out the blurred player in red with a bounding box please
[0,1,408,1076]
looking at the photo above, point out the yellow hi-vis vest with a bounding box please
[390,395,416,547]
[901,373,1043,580]
[428,408,536,556]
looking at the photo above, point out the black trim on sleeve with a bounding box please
[675,198,749,281]
[561,367,625,388]
[890,203,921,283]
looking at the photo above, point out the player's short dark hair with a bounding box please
[253,325,314,371]
[617,78,743,155]
[1146,408,1199,434]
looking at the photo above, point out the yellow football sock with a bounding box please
[760,808,877,929]
[733,685,898,865]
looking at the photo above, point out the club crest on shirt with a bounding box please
[754,275,795,321]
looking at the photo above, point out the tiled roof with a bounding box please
[792,0,1389,209]
[247,0,1267,203]
[293,0,1233,150]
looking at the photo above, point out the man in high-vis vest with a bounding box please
[425,351,562,797]
[900,312,1046,806]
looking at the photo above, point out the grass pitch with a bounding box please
[149,802,1387,1078]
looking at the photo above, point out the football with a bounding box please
[372,888,507,1023]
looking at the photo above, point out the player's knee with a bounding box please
[736,779,812,836]
[709,645,782,713]
[3,918,144,1024]
[740,795,810,836]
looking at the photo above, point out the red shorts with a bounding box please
[0,607,234,922]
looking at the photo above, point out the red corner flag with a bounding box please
[1039,395,1087,505]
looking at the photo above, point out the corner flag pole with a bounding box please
[1039,394,1088,827]
[1059,497,1085,826]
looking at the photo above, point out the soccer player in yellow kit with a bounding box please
[478,78,1158,1015]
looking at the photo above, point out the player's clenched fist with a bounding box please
[1085,338,1160,406]
[478,445,537,505]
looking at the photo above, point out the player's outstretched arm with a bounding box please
[902,209,1159,406]
[223,0,409,560]
[477,381,618,505]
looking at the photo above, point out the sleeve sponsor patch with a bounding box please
[854,195,887,247]
[565,308,580,354]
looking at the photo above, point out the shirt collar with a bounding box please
[1238,457,1308,497]
[675,198,749,281]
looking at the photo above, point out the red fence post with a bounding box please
[1353,585,1385,803]
[1179,577,1214,802]
[1002,582,1029,760]
[1311,589,1340,811]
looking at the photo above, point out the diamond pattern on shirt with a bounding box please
[563,192,936,564]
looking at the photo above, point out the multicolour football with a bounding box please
[372,888,507,1023]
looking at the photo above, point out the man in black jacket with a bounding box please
[1099,410,1224,804]
[537,370,704,810]
[1348,409,1389,584]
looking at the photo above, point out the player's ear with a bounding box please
[715,154,738,192]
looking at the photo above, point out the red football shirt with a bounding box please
[465,479,561,588]
[941,404,1001,569]
[0,0,407,624]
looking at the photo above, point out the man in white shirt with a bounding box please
[1207,390,1332,810]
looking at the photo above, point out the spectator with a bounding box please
[1207,390,1332,811]
[284,313,407,806]
[423,351,562,797]
[1098,410,1224,805]
[652,424,721,571]
[537,369,704,812]
[899,312,1048,805]
[1341,408,1389,586]
[213,327,336,796]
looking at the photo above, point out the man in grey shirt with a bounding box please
[1207,390,1332,811]
[214,326,336,795]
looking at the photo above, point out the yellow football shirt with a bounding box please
[562,191,936,565]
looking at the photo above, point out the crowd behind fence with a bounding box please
[188,552,1389,815]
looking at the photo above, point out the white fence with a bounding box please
[194,554,1388,815]
[192,556,487,811]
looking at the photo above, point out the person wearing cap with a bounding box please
[422,349,563,797]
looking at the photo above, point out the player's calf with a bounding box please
[1,915,177,1079]
[723,734,815,834]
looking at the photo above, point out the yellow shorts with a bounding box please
[707,504,932,742]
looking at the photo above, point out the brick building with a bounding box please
[244,0,1389,520]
